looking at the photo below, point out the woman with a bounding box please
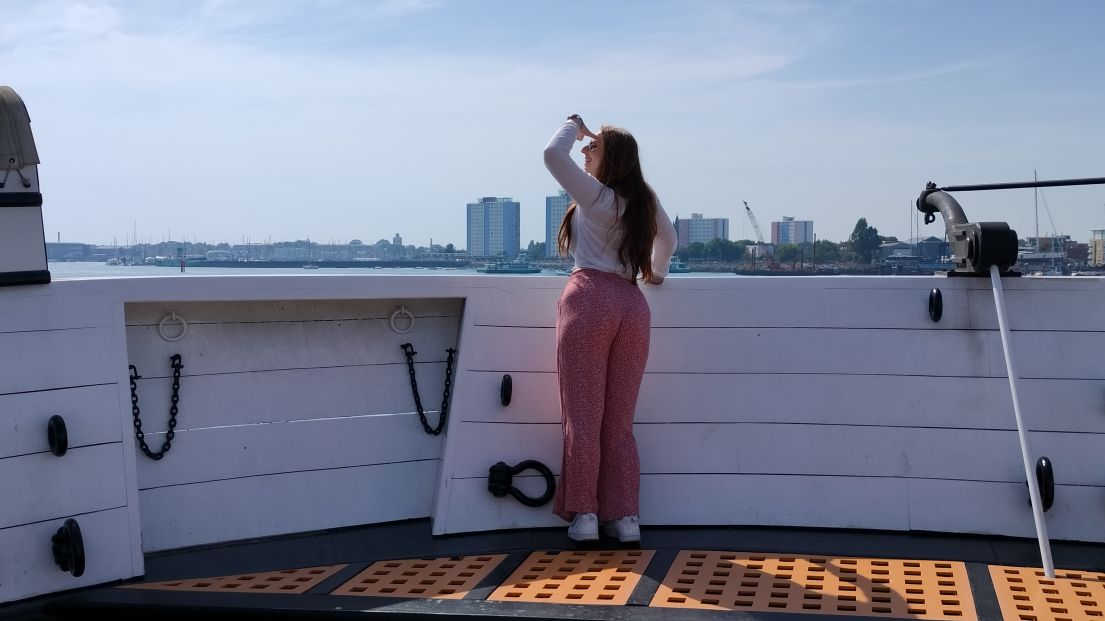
[543,114,677,542]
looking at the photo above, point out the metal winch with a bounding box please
[917,176,1105,276]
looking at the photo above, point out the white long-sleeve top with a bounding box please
[543,120,678,281]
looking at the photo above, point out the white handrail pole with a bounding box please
[990,265,1055,577]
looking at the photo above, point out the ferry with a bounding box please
[4,85,1105,621]
[475,257,543,274]
[668,257,691,273]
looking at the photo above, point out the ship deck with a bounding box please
[17,520,1105,621]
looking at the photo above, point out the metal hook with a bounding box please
[158,312,188,342]
[390,305,415,334]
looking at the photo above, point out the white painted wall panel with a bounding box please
[965,287,1105,332]
[443,473,1105,539]
[650,286,972,330]
[436,276,1105,538]
[0,293,115,334]
[907,479,1105,542]
[138,460,438,552]
[456,371,556,424]
[125,298,463,325]
[643,474,911,530]
[467,278,1104,332]
[0,328,118,395]
[460,371,1105,434]
[137,412,442,489]
[739,425,1105,485]
[442,422,1105,487]
[467,280,1105,333]
[440,474,912,534]
[463,325,1105,380]
[0,385,122,459]
[462,326,995,377]
[0,507,138,604]
[443,476,563,532]
[465,285,561,328]
[129,363,449,430]
[988,330,1105,380]
[0,443,127,528]
[122,299,464,552]
[2,276,1097,553]
[1028,432,1105,486]
[469,285,977,331]
[125,315,460,377]
[445,423,561,482]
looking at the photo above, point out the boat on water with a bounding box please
[5,85,1105,621]
[302,264,320,270]
[475,257,543,274]
[668,257,691,273]
[150,256,208,267]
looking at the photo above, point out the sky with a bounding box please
[4,0,1104,248]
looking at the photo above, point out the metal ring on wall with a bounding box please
[390,305,415,334]
[158,312,188,342]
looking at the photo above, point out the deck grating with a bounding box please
[330,554,506,599]
[989,565,1105,621]
[120,564,346,594]
[487,550,655,606]
[649,550,977,620]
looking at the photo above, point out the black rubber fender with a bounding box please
[1035,456,1055,512]
[500,374,512,407]
[928,288,942,323]
[47,415,68,457]
[51,518,85,577]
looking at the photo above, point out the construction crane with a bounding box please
[743,200,766,244]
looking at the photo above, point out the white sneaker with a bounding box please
[603,516,640,543]
[568,513,599,541]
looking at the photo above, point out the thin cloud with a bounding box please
[772,53,1029,91]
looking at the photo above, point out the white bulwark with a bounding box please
[3,270,1105,605]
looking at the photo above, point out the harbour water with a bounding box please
[47,262,725,279]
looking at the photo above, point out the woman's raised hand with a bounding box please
[567,114,599,141]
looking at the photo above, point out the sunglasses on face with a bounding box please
[583,140,600,151]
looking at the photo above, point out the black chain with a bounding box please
[401,343,456,436]
[129,354,183,460]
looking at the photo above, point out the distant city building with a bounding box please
[273,247,309,261]
[771,217,814,245]
[392,233,403,247]
[1091,230,1105,267]
[545,190,571,257]
[1027,235,1071,253]
[915,236,951,262]
[878,241,915,262]
[467,196,520,258]
[674,213,728,249]
[45,242,94,262]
